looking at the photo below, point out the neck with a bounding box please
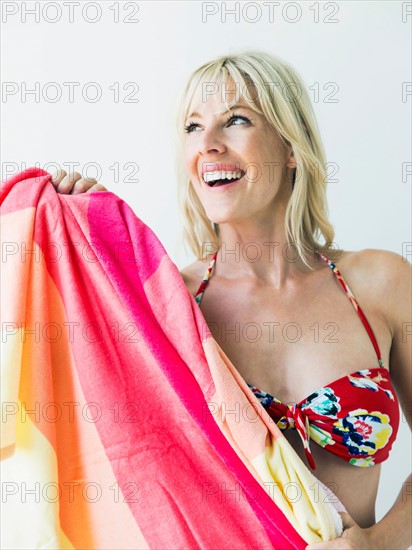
[211,223,321,289]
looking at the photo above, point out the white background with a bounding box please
[2,0,411,528]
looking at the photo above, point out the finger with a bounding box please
[50,169,67,187]
[56,171,83,194]
[70,177,98,195]
[339,511,356,531]
[306,512,356,549]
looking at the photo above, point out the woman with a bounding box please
[50,50,411,549]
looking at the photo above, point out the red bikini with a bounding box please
[194,250,400,470]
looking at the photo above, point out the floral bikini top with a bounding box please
[194,250,400,470]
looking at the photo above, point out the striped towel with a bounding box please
[1,167,343,549]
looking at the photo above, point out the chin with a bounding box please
[205,212,230,225]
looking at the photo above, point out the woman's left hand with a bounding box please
[306,512,380,549]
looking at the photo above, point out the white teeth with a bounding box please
[203,170,243,183]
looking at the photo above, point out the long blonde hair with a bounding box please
[174,49,337,270]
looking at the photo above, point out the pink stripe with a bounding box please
[86,193,306,548]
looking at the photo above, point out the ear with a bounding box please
[286,148,297,169]
[286,149,297,189]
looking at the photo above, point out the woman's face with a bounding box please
[183,78,295,225]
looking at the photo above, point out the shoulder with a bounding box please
[337,247,407,277]
[179,257,211,297]
[337,248,411,336]
[338,247,409,284]
[346,250,411,430]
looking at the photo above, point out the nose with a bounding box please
[198,126,227,156]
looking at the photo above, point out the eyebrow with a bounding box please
[187,103,254,119]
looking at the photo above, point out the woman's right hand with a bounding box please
[50,170,108,194]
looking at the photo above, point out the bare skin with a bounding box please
[50,170,108,194]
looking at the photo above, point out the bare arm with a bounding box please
[366,252,412,549]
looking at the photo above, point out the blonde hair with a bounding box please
[174,49,337,270]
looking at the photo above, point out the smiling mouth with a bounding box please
[203,170,245,187]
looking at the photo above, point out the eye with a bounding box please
[184,121,200,134]
[183,112,251,134]
[226,112,250,126]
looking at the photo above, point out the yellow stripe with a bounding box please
[1,399,75,549]
[251,437,342,543]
